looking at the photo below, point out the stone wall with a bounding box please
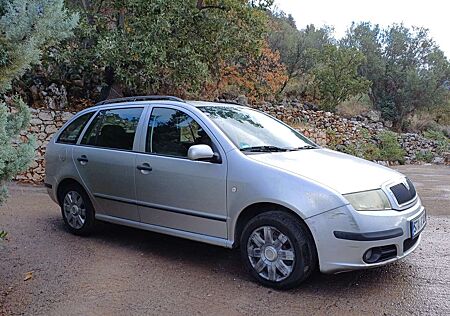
[252,100,445,164]
[15,109,74,183]
[16,101,447,183]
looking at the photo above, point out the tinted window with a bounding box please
[147,108,212,157]
[57,112,94,144]
[81,108,143,150]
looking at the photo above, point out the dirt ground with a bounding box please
[0,165,449,315]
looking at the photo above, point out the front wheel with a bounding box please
[240,211,317,289]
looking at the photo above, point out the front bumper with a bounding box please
[305,198,425,273]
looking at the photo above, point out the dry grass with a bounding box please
[336,94,372,118]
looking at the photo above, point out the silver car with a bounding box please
[45,96,426,289]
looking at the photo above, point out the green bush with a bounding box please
[415,151,435,163]
[423,129,450,154]
[336,129,405,163]
[377,131,406,163]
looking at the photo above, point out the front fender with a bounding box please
[226,150,348,242]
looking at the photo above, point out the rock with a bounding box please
[61,112,74,121]
[366,110,381,122]
[38,111,53,121]
[44,84,68,110]
[45,125,58,134]
[384,120,393,128]
[30,118,43,125]
[432,157,445,164]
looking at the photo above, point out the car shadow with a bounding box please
[53,217,416,295]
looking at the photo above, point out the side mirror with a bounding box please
[188,144,215,161]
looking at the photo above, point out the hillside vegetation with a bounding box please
[0,0,449,194]
[2,1,448,131]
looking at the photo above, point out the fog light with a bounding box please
[363,247,382,263]
[363,249,373,261]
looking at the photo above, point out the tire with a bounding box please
[240,210,317,289]
[59,183,96,236]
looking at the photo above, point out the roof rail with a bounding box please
[215,100,245,106]
[95,95,184,106]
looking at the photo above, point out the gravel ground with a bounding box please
[0,165,449,316]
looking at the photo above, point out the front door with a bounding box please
[73,107,144,221]
[135,106,228,238]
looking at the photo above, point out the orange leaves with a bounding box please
[216,43,288,102]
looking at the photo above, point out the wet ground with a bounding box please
[0,165,449,315]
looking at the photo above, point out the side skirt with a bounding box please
[95,214,234,248]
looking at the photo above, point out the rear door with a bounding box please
[73,107,144,221]
[134,105,228,238]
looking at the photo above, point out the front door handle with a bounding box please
[77,155,88,165]
[137,163,152,173]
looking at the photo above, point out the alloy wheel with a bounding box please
[247,226,295,282]
[63,191,86,229]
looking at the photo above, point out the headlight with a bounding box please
[343,189,391,211]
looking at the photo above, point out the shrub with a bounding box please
[415,151,435,163]
[423,129,450,154]
[0,0,77,205]
[336,129,405,163]
[377,131,406,163]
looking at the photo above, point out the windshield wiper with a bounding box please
[240,146,289,152]
[286,145,317,151]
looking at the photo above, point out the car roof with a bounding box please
[186,100,245,108]
[87,96,247,112]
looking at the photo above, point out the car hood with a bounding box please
[247,148,403,194]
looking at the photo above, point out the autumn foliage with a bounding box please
[211,44,288,102]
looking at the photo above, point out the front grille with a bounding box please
[390,178,416,205]
[403,235,419,252]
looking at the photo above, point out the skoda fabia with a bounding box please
[45,96,426,289]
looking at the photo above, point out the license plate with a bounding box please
[410,210,426,239]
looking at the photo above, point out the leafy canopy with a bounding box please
[343,22,450,130]
[94,0,270,96]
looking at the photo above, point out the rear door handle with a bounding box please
[137,163,152,172]
[77,155,88,165]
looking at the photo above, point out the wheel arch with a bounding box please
[233,202,315,249]
[56,177,90,206]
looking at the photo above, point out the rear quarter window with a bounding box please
[57,112,94,144]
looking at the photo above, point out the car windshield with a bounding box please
[199,106,317,152]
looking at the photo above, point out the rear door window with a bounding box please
[81,108,143,150]
[57,112,94,144]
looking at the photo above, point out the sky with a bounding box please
[274,0,450,58]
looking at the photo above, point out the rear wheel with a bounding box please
[59,184,95,236]
[240,211,317,289]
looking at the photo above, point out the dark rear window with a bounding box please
[57,112,94,144]
[80,108,143,151]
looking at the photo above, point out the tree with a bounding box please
[89,0,270,97]
[344,23,450,130]
[268,13,334,96]
[311,45,370,111]
[0,0,78,204]
[216,43,288,101]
